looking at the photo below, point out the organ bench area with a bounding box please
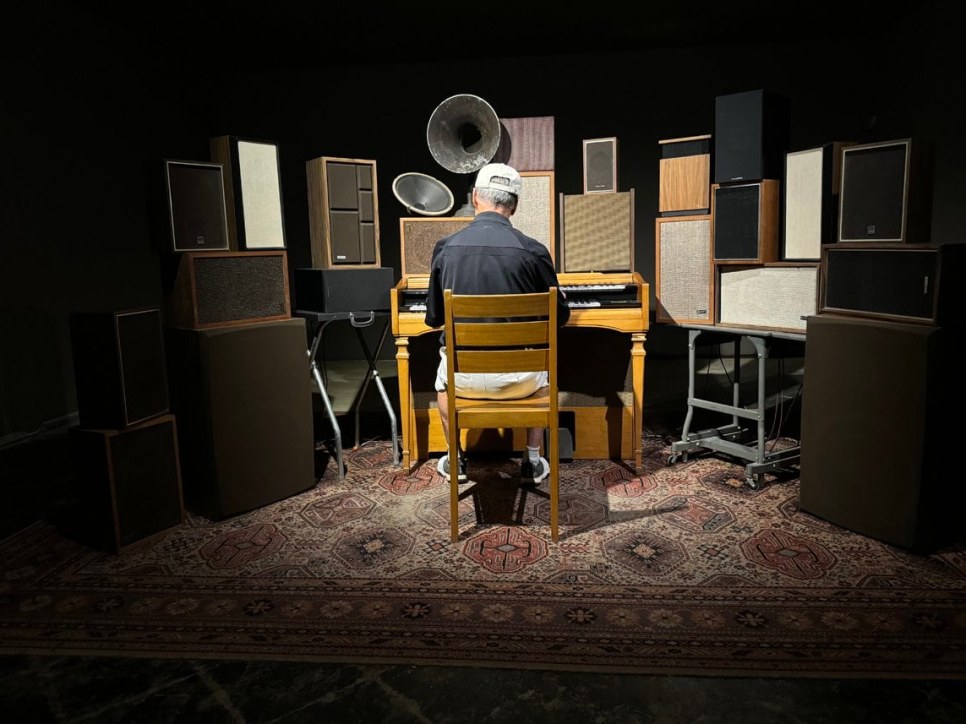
[391,271,649,473]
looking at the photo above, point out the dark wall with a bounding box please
[1,4,960,439]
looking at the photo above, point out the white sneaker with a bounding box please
[520,456,550,484]
[437,454,468,482]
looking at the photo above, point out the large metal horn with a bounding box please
[426,94,501,174]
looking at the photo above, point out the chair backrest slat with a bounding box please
[449,292,550,318]
[453,320,549,348]
[454,348,549,374]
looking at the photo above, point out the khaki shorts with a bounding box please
[434,347,548,399]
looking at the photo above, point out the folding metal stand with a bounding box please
[295,310,400,480]
[666,324,805,489]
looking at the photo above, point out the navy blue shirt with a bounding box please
[424,211,570,336]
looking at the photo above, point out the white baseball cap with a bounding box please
[474,163,522,196]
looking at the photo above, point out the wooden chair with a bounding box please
[442,287,560,542]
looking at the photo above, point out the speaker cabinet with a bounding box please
[783,142,854,260]
[306,156,380,268]
[712,180,780,263]
[559,190,635,272]
[70,414,184,553]
[515,171,556,262]
[799,314,963,552]
[838,138,933,243]
[658,134,712,215]
[209,136,287,251]
[819,242,965,326]
[582,137,618,193]
[161,250,291,330]
[494,116,555,170]
[294,267,395,314]
[399,217,474,277]
[714,89,790,183]
[160,159,230,252]
[655,215,713,324]
[164,318,315,520]
[69,307,169,429]
[717,263,818,332]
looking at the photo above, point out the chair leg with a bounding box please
[449,421,460,543]
[549,424,559,542]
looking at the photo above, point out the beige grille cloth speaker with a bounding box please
[559,190,634,272]
[514,171,555,262]
[717,264,818,332]
[655,215,712,324]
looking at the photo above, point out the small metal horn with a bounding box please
[426,94,501,174]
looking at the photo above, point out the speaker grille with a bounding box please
[400,217,474,277]
[561,191,634,272]
[655,215,712,324]
[164,160,229,252]
[718,265,817,332]
[838,140,910,242]
[515,172,555,260]
[163,251,291,329]
[494,116,555,170]
[583,138,618,193]
[713,181,779,263]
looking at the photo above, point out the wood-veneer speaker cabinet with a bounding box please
[712,180,780,264]
[582,137,618,193]
[210,135,287,251]
[658,135,711,215]
[399,217,475,278]
[69,307,169,429]
[160,159,230,253]
[306,156,380,268]
[494,116,555,171]
[799,314,963,552]
[819,242,965,326]
[164,318,315,520]
[837,138,933,243]
[161,250,291,330]
[655,215,713,324]
[70,414,185,553]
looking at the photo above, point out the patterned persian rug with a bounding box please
[2,435,965,679]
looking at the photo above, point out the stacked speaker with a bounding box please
[155,138,315,520]
[68,307,184,553]
[559,136,635,273]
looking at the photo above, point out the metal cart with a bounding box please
[666,324,805,489]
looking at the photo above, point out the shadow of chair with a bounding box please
[443,287,560,542]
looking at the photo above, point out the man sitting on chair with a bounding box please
[424,162,570,483]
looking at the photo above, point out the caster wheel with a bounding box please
[746,475,762,490]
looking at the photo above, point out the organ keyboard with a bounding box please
[390,271,649,473]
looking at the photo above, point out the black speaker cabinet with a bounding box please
[658,134,712,216]
[559,190,635,272]
[714,89,790,184]
[582,137,618,193]
[306,156,380,268]
[164,318,315,520]
[819,243,965,326]
[160,159,230,252]
[69,307,169,429]
[210,135,287,251]
[494,116,555,171]
[655,214,713,324]
[799,314,963,552]
[717,263,818,333]
[712,180,780,263]
[161,250,291,329]
[838,138,933,243]
[294,267,395,314]
[399,217,475,277]
[70,414,185,553]
[783,142,854,260]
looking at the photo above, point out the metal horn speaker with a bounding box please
[426,94,501,174]
[392,172,455,216]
